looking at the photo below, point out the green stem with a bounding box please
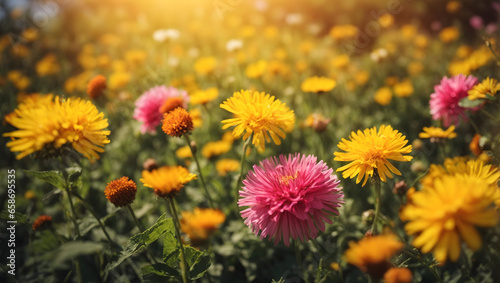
[127,205,145,231]
[401,248,441,281]
[168,197,189,283]
[72,193,119,249]
[295,241,308,283]
[480,108,497,121]
[184,134,214,208]
[370,175,381,235]
[126,205,159,265]
[58,158,81,238]
[235,133,253,207]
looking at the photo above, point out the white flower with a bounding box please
[286,13,303,25]
[152,29,180,42]
[226,39,243,52]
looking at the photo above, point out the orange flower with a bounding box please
[162,107,194,137]
[87,75,107,99]
[383,268,413,283]
[160,97,184,114]
[104,177,137,207]
[32,215,52,231]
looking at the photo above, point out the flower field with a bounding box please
[1,0,500,282]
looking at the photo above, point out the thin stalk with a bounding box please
[168,197,189,283]
[184,134,214,208]
[234,133,253,206]
[370,175,381,235]
[295,241,307,282]
[72,193,119,249]
[126,205,159,265]
[480,108,497,121]
[58,158,81,238]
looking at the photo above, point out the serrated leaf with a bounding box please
[105,214,174,272]
[458,97,484,108]
[162,229,180,267]
[141,263,180,282]
[24,170,65,190]
[185,246,211,280]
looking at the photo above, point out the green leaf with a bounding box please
[31,230,60,255]
[162,229,180,267]
[458,97,484,108]
[24,170,65,189]
[44,241,104,269]
[0,211,29,224]
[185,246,211,280]
[141,263,180,282]
[105,213,174,272]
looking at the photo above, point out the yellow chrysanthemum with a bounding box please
[201,141,231,159]
[176,145,193,159]
[439,26,459,43]
[329,24,358,40]
[190,87,219,105]
[468,77,500,100]
[215,158,240,176]
[374,87,392,106]
[344,234,403,280]
[180,208,225,245]
[220,90,295,151]
[418,125,457,142]
[4,96,110,162]
[55,97,111,161]
[393,79,414,97]
[194,56,216,75]
[301,76,336,93]
[245,60,267,79]
[400,174,499,263]
[140,165,196,198]
[334,125,413,186]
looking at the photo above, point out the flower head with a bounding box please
[384,268,413,283]
[430,74,479,127]
[220,90,295,151]
[32,215,52,231]
[201,140,231,158]
[344,234,403,280]
[140,165,196,198]
[87,75,107,99]
[302,113,331,133]
[133,86,189,134]
[418,125,457,142]
[239,153,344,246]
[161,107,194,137]
[181,208,225,246]
[400,173,499,263]
[468,77,500,100]
[334,125,413,186]
[104,177,137,207]
[216,158,240,176]
[374,87,392,106]
[301,76,336,93]
[4,96,110,162]
[190,87,219,105]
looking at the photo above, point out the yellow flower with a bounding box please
[468,77,500,100]
[176,145,193,159]
[393,79,414,97]
[125,49,147,66]
[331,54,350,69]
[439,27,460,43]
[4,96,110,162]
[194,56,216,75]
[301,76,336,93]
[334,125,413,186]
[190,87,219,105]
[220,90,295,151]
[108,71,131,91]
[378,14,394,28]
[407,61,424,76]
[36,54,60,76]
[446,1,461,13]
[189,108,203,128]
[180,208,225,245]
[400,25,417,39]
[374,87,392,106]
[400,174,499,263]
[344,234,403,280]
[215,158,240,176]
[329,24,358,40]
[140,166,196,198]
[418,125,457,142]
[22,28,38,42]
[245,60,267,79]
[161,107,194,137]
[354,70,370,86]
[201,141,231,159]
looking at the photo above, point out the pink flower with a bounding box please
[133,86,189,134]
[469,16,483,30]
[239,153,344,246]
[430,74,478,127]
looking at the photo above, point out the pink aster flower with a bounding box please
[239,153,344,246]
[429,74,478,127]
[133,86,189,134]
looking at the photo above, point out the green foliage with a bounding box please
[24,170,65,190]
